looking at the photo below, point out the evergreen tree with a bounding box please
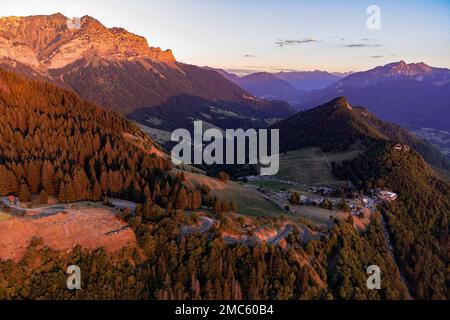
[39,190,48,204]
[19,182,31,202]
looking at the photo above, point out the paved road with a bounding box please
[181,216,215,235]
[0,197,136,218]
[380,214,413,299]
[1,197,66,213]
[224,224,295,246]
[109,198,137,212]
[198,217,214,233]
[268,225,294,245]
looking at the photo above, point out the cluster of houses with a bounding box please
[393,144,411,152]
[369,189,398,202]
[309,186,333,196]
[349,205,366,217]
[303,197,323,206]
[241,175,297,186]
[377,190,398,202]
[7,195,16,205]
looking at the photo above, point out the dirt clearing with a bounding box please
[0,206,135,262]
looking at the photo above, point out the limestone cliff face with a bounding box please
[0,13,293,122]
[0,13,175,71]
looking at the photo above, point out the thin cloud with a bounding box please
[342,43,383,48]
[225,68,260,75]
[276,38,319,47]
[370,55,384,58]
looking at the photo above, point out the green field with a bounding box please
[276,146,362,188]
[211,182,287,217]
[246,179,294,191]
[138,124,172,144]
[181,144,365,219]
[184,172,286,218]
[291,205,337,227]
[324,143,365,163]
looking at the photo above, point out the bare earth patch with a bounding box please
[122,132,166,158]
[0,207,135,262]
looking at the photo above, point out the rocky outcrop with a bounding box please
[0,13,294,125]
[0,13,175,71]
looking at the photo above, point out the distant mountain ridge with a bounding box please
[273,70,347,91]
[205,67,347,103]
[0,14,294,130]
[233,72,304,103]
[272,96,450,299]
[297,61,450,131]
[271,97,450,171]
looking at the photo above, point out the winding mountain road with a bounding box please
[268,225,294,245]
[180,216,215,236]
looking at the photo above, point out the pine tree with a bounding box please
[192,190,202,212]
[0,165,17,196]
[338,199,350,212]
[41,162,56,195]
[27,161,40,194]
[19,182,31,202]
[92,180,102,201]
[58,181,67,203]
[214,198,222,213]
[176,188,189,210]
[40,190,48,204]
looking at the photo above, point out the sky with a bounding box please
[1,0,449,73]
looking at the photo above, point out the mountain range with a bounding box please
[296,61,450,131]
[0,14,294,131]
[1,65,448,300]
[271,97,450,171]
[3,13,449,138]
[206,61,450,161]
[1,34,449,301]
[229,72,305,103]
[271,96,450,298]
[205,67,346,105]
[0,10,449,302]
[274,70,348,91]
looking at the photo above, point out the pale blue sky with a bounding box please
[1,0,449,72]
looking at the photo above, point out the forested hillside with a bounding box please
[333,142,450,299]
[0,67,175,204]
[271,97,450,171]
[0,14,294,131]
[0,204,409,300]
[0,69,440,300]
